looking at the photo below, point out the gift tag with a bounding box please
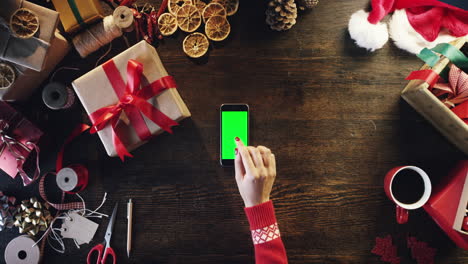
[60,212,98,245]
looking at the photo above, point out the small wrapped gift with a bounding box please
[1,31,70,101]
[0,102,42,185]
[72,40,191,159]
[0,0,59,72]
[51,0,104,33]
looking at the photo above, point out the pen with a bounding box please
[127,198,133,258]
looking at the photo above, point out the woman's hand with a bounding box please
[234,137,276,207]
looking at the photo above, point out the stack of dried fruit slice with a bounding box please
[157,0,239,58]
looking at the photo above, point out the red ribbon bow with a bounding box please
[89,59,178,160]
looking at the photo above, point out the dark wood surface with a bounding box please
[1,0,468,263]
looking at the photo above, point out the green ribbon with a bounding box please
[432,43,468,70]
[417,48,440,67]
[417,43,468,80]
[67,0,86,28]
[418,43,468,69]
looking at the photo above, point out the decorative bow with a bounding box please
[14,197,52,236]
[0,191,16,231]
[89,59,178,160]
[0,119,40,186]
[433,64,468,107]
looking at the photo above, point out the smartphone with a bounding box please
[220,104,249,166]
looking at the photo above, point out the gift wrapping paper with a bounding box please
[51,0,104,33]
[72,40,191,157]
[0,102,42,179]
[1,31,70,101]
[0,0,59,72]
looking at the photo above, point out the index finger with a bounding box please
[234,148,245,183]
[235,138,255,175]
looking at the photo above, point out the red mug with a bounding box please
[384,166,432,224]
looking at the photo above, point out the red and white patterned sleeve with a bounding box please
[244,201,288,264]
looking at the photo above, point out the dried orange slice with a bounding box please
[176,4,202,33]
[168,0,192,15]
[158,13,178,36]
[10,8,39,39]
[193,0,206,14]
[205,16,230,41]
[183,32,209,58]
[0,63,16,89]
[202,3,226,23]
[212,0,239,16]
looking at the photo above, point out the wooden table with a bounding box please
[1,0,467,263]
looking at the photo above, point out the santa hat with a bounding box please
[348,0,468,53]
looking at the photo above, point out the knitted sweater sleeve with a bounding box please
[244,201,288,264]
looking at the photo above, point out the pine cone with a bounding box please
[297,0,319,10]
[265,0,297,31]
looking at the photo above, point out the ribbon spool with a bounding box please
[113,6,134,32]
[55,165,88,194]
[4,235,40,264]
[42,82,75,110]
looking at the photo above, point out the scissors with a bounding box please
[87,203,118,264]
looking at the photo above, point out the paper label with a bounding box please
[61,212,98,245]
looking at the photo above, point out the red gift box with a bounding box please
[423,160,468,250]
[0,102,42,185]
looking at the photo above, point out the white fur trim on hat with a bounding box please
[389,9,458,54]
[348,10,389,52]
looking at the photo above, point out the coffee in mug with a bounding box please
[391,169,426,205]
[384,166,432,224]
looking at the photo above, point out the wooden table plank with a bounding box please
[0,0,467,263]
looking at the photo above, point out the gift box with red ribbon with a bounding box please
[72,40,191,160]
[402,38,468,155]
[0,102,42,186]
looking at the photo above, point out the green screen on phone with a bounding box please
[222,111,248,160]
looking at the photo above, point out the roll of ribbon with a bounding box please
[4,235,40,264]
[113,6,134,32]
[56,165,88,194]
[42,82,75,110]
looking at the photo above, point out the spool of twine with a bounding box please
[42,82,75,110]
[113,6,134,32]
[72,15,123,58]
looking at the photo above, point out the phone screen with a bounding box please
[221,110,248,160]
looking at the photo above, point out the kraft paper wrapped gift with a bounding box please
[0,0,59,72]
[1,31,70,101]
[51,0,104,33]
[72,40,191,158]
